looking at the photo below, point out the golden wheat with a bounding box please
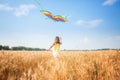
[0,50,120,80]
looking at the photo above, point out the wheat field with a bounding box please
[0,50,120,80]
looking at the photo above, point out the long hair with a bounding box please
[54,36,60,44]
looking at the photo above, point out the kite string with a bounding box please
[34,0,44,10]
[34,0,67,22]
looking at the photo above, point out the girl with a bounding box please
[48,36,62,58]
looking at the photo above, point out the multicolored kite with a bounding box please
[35,0,68,22]
[40,10,67,22]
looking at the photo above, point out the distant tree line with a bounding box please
[0,45,10,50]
[0,45,46,51]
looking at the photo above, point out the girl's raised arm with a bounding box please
[60,37,62,44]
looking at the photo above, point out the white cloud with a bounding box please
[89,19,103,26]
[14,4,36,16]
[103,0,117,6]
[0,4,36,16]
[76,20,85,26]
[76,19,103,27]
[0,4,13,11]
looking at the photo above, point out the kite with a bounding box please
[34,0,68,22]
[40,10,67,22]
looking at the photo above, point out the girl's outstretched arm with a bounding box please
[47,43,55,51]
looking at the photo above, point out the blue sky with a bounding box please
[0,0,120,50]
